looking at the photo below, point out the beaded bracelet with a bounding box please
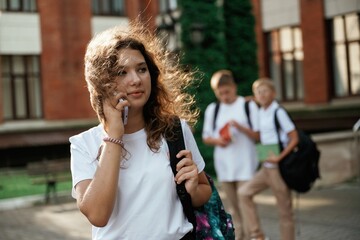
[103,136,124,146]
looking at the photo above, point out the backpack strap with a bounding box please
[244,100,252,129]
[167,118,197,237]
[213,101,220,130]
[274,106,295,151]
[274,107,283,151]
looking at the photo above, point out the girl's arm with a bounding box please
[191,171,212,207]
[75,97,128,227]
[75,142,122,227]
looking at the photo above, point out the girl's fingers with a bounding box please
[175,167,198,184]
[175,156,193,172]
[175,157,198,183]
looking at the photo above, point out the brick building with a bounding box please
[0,0,159,167]
[0,0,359,167]
[251,0,360,132]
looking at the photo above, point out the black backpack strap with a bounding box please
[167,118,197,237]
[274,107,284,151]
[244,100,252,129]
[213,101,220,130]
[274,106,296,151]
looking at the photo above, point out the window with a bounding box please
[92,0,125,16]
[157,0,180,51]
[267,27,304,102]
[1,55,42,120]
[331,13,360,97]
[0,0,37,12]
[159,0,177,13]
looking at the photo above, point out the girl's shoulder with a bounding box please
[69,124,103,146]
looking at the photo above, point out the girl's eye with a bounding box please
[118,71,126,76]
[138,67,147,73]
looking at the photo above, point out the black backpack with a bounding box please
[274,107,321,193]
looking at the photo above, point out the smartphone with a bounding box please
[119,98,128,125]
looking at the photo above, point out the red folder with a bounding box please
[219,123,232,142]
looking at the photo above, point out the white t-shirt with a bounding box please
[259,101,295,168]
[202,96,259,182]
[70,120,205,240]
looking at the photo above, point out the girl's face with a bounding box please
[254,84,275,108]
[114,48,152,112]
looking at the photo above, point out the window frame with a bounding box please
[0,0,37,12]
[157,0,180,52]
[1,55,43,121]
[159,0,177,14]
[329,12,360,98]
[91,0,126,16]
[266,26,304,102]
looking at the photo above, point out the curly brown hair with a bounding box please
[84,21,200,151]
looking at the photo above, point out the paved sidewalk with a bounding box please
[0,182,359,240]
[246,183,360,240]
[0,201,91,240]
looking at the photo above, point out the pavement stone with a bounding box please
[0,201,91,240]
[0,182,359,240]
[253,183,360,240]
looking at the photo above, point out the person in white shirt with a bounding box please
[70,21,211,240]
[239,78,299,240]
[202,70,260,240]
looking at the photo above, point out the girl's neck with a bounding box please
[124,112,145,134]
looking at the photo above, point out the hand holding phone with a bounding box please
[119,98,128,125]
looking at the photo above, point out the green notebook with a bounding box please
[256,143,280,162]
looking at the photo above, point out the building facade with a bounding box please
[251,0,360,132]
[0,0,359,167]
[0,0,159,166]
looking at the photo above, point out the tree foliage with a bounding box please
[224,0,258,96]
[178,0,258,176]
[179,0,226,175]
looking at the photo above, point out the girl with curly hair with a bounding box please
[69,21,211,240]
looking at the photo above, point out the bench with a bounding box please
[27,158,71,203]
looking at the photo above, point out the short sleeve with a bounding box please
[202,103,216,139]
[69,135,98,198]
[276,108,296,134]
[182,120,206,173]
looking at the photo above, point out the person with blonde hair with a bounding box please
[202,69,260,240]
[69,21,211,240]
[239,78,299,240]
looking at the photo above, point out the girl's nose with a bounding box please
[129,71,141,85]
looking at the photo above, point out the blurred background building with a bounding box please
[0,0,155,167]
[252,0,359,132]
[0,0,359,185]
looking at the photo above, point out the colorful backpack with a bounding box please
[167,119,235,240]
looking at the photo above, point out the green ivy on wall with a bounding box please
[179,0,227,175]
[224,0,258,96]
[178,0,258,176]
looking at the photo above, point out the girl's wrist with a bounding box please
[103,136,124,146]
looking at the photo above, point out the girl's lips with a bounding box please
[128,91,143,98]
